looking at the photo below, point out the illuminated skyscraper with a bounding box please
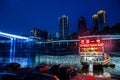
[59,15,69,39]
[97,10,106,31]
[92,14,98,33]
[78,16,87,36]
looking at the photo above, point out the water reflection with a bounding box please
[0,55,120,76]
[34,54,120,76]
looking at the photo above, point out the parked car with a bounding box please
[58,66,77,80]
[35,64,49,73]
[2,62,21,71]
[48,64,77,80]
[0,72,18,80]
[48,64,62,75]
[23,72,59,80]
[0,63,6,71]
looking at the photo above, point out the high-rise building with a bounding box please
[92,14,98,34]
[59,15,69,39]
[30,28,49,40]
[97,10,106,31]
[78,16,87,36]
[31,28,41,38]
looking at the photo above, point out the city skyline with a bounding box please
[0,0,120,35]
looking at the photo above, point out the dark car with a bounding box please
[48,65,77,80]
[35,64,49,73]
[0,63,6,71]
[2,62,21,71]
[0,72,18,80]
[23,72,59,80]
[48,64,62,75]
[58,66,77,80]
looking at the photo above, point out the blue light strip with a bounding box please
[0,32,32,63]
[13,38,16,62]
[0,31,29,39]
[10,38,13,62]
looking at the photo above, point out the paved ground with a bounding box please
[71,74,118,80]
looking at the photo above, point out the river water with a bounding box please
[0,54,120,77]
[34,54,120,75]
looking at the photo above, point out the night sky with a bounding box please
[0,0,120,36]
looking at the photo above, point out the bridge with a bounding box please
[36,35,120,44]
[0,31,32,62]
[35,35,120,56]
[36,35,120,49]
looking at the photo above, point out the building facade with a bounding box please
[31,28,49,40]
[92,10,107,34]
[78,16,87,36]
[31,28,41,38]
[92,14,98,34]
[59,15,69,39]
[97,10,106,32]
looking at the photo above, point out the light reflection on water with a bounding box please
[35,54,81,67]
[105,57,120,75]
[0,55,120,76]
[34,54,120,75]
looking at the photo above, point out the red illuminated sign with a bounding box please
[80,43,104,47]
[79,38,103,53]
[80,47,102,52]
[96,39,100,43]
[86,39,89,43]
[80,38,102,44]
[81,40,84,44]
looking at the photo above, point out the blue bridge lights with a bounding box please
[0,32,29,39]
[0,31,32,63]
